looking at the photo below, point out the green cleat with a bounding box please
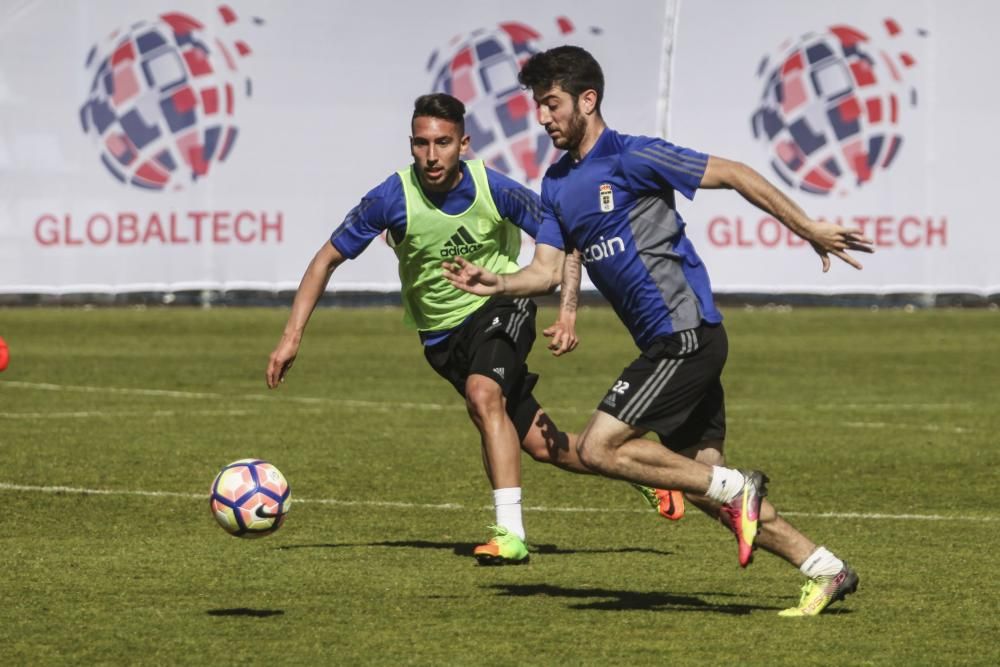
[630,483,685,520]
[778,563,859,617]
[473,525,529,566]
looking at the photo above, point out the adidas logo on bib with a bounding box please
[441,226,484,257]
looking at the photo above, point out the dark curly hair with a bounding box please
[518,45,604,113]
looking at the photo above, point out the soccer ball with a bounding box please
[209,459,291,538]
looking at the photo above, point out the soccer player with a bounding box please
[266,92,682,566]
[443,47,867,615]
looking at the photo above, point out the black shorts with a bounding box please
[423,296,541,440]
[597,323,728,451]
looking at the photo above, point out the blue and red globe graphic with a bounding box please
[751,19,920,196]
[79,7,258,191]
[427,18,587,188]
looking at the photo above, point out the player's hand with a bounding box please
[806,221,874,272]
[266,337,300,389]
[442,256,502,295]
[543,319,579,356]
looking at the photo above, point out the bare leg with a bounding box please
[575,411,716,493]
[464,374,520,489]
[678,439,817,567]
[519,408,590,473]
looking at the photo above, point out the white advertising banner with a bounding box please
[0,0,671,294]
[669,0,999,295]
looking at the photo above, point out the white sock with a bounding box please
[493,487,525,540]
[705,466,745,504]
[800,546,844,578]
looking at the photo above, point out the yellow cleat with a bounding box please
[779,563,859,617]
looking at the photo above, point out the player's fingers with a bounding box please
[846,240,875,253]
[560,334,577,354]
[443,271,465,287]
[834,250,863,270]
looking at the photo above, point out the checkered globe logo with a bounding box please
[79,6,260,191]
[427,18,591,189]
[751,19,921,196]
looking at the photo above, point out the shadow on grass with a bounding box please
[277,540,673,557]
[487,583,780,615]
[206,608,285,618]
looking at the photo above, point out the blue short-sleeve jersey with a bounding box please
[331,161,542,258]
[536,128,722,350]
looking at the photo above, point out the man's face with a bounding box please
[532,84,587,152]
[410,116,469,193]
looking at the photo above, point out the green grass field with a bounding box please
[1,305,998,665]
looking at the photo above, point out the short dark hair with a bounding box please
[412,93,465,133]
[518,45,604,112]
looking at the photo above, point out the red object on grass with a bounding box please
[0,336,9,371]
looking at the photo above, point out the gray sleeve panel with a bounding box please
[628,195,703,331]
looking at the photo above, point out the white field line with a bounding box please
[0,380,981,433]
[0,409,976,435]
[0,482,996,522]
[738,417,974,435]
[0,380,457,412]
[0,409,268,419]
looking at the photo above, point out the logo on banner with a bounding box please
[426,18,600,189]
[750,19,924,196]
[78,6,262,191]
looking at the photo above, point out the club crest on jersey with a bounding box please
[599,183,615,212]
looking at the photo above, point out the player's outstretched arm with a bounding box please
[700,156,874,272]
[443,243,566,297]
[266,241,345,389]
[543,248,581,356]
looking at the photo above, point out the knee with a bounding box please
[464,375,504,421]
[576,433,612,473]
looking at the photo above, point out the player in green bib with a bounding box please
[266,93,682,564]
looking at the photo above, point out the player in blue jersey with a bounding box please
[444,47,868,614]
[266,93,681,566]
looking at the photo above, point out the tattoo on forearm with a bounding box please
[561,252,581,312]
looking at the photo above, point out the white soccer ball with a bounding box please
[209,459,291,538]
